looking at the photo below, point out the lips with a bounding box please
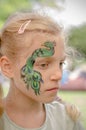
[46,87,58,91]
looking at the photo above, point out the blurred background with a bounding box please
[0,0,86,129]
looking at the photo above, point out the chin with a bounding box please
[42,96,57,104]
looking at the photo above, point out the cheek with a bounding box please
[40,70,50,82]
[13,65,25,87]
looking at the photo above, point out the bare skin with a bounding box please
[2,32,65,128]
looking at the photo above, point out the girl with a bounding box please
[0,11,84,130]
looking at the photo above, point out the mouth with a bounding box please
[46,87,58,92]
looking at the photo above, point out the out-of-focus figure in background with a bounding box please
[61,64,86,91]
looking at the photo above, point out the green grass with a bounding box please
[58,90,86,129]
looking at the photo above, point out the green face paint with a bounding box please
[21,41,56,95]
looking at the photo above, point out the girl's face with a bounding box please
[10,33,65,103]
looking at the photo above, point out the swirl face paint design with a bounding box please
[21,41,56,95]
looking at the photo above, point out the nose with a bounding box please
[50,68,62,81]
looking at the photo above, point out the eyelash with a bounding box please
[59,61,65,68]
[35,61,65,70]
[39,62,49,69]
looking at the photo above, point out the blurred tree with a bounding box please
[68,24,86,58]
[33,0,65,10]
[0,0,65,27]
[0,0,32,27]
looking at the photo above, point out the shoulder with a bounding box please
[55,97,81,121]
[0,115,4,130]
[46,100,65,115]
[46,101,67,124]
[46,101,84,130]
[46,100,80,118]
[65,103,81,121]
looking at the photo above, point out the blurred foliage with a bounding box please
[0,0,64,27]
[68,24,86,58]
[0,0,33,27]
[34,0,65,9]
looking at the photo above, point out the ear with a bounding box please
[0,56,14,78]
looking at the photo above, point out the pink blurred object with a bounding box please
[61,77,86,91]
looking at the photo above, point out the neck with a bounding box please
[4,84,44,114]
[3,84,46,128]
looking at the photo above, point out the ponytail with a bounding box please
[0,84,4,117]
[0,31,4,117]
[0,31,2,58]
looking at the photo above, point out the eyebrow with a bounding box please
[35,55,66,63]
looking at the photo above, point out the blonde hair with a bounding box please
[0,84,3,117]
[65,103,81,121]
[0,11,62,60]
[56,97,81,121]
[0,11,81,121]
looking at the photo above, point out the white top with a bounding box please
[2,101,84,130]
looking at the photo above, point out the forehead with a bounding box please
[20,32,65,62]
[27,32,64,51]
